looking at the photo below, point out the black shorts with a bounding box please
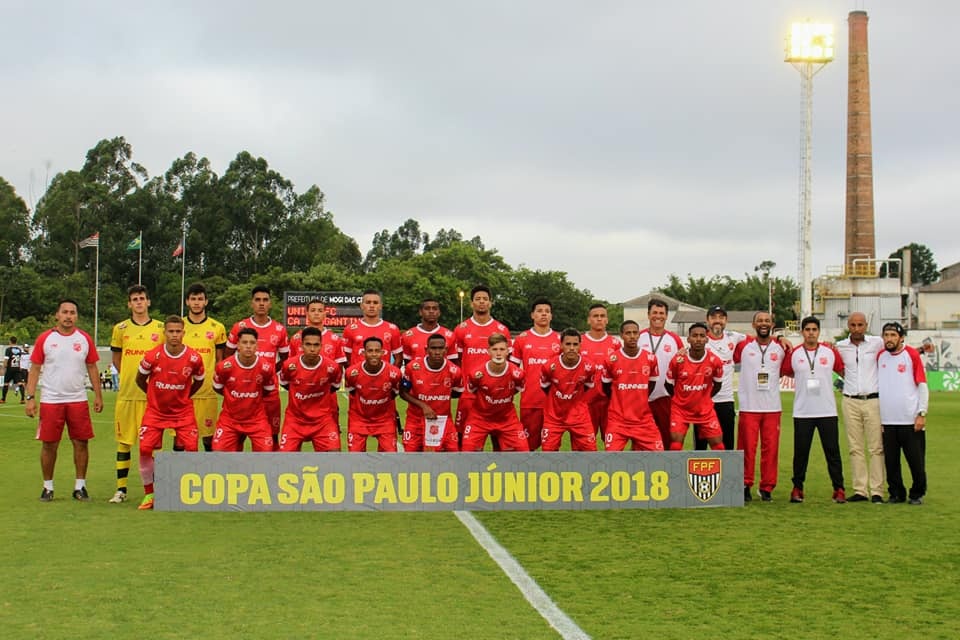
[4,370,25,384]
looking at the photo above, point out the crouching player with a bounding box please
[345,337,402,452]
[665,323,725,450]
[212,327,276,452]
[278,327,343,452]
[400,334,463,452]
[135,316,205,510]
[540,329,597,451]
[461,333,528,452]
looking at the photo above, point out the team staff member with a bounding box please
[278,327,343,452]
[181,283,226,452]
[664,323,725,451]
[402,298,456,364]
[580,304,622,437]
[700,306,746,451]
[226,286,290,449]
[836,312,885,503]
[400,334,464,452]
[639,299,684,449]
[734,311,788,502]
[601,321,663,451]
[461,333,528,452]
[25,299,103,502]
[783,316,846,504]
[540,329,597,452]
[212,328,277,452]
[345,337,402,452]
[135,316,205,510]
[511,297,560,450]
[109,285,165,503]
[877,322,929,505]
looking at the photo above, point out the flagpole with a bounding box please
[137,230,143,285]
[179,230,186,316]
[94,242,100,346]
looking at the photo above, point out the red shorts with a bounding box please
[454,393,474,434]
[281,416,341,452]
[36,401,95,442]
[461,416,529,452]
[521,408,545,450]
[347,421,397,453]
[263,394,282,435]
[604,419,663,451]
[212,419,273,452]
[139,417,198,453]
[541,420,597,452]
[669,408,722,440]
[402,418,459,452]
[588,394,610,434]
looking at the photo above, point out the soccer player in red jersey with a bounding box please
[402,298,456,365]
[400,334,464,452]
[540,329,597,451]
[226,286,289,448]
[510,297,560,450]
[212,328,277,452]
[278,327,343,452]
[639,298,684,448]
[461,333,528,452]
[601,320,663,452]
[580,303,622,438]
[665,323,725,451]
[342,290,402,367]
[288,299,347,426]
[453,285,511,440]
[345,337,402,452]
[135,316,205,510]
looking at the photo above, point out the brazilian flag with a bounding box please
[126,236,142,251]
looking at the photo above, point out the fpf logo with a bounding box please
[687,458,722,503]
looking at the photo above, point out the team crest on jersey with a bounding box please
[819,357,827,365]
[771,353,779,361]
[898,363,906,373]
[642,365,651,376]
[551,343,561,353]
[687,458,722,502]
[411,362,421,370]
[349,369,359,377]
[676,355,684,364]
[475,370,484,378]
[181,366,193,376]
[151,333,160,342]
[610,354,618,362]
[222,361,232,369]
[270,335,279,345]
[206,331,215,340]
[288,362,297,371]
[664,344,673,353]
[381,382,392,391]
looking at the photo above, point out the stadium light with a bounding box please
[459,290,465,322]
[785,21,834,320]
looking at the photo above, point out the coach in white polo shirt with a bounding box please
[877,322,929,505]
[783,316,846,504]
[836,312,885,503]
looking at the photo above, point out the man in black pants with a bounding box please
[2,336,26,403]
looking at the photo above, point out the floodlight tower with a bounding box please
[785,22,834,319]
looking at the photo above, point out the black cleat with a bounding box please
[871,495,885,504]
[848,493,869,502]
[743,486,753,502]
[908,497,923,505]
[72,487,90,501]
[39,488,54,502]
[760,490,772,502]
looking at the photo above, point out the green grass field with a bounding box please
[1,392,957,639]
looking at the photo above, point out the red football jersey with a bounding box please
[666,351,724,423]
[213,355,276,426]
[579,332,623,366]
[288,328,347,365]
[402,324,457,362]
[279,354,342,423]
[345,361,402,426]
[540,355,595,426]
[454,317,511,377]
[402,357,464,428]
[342,319,403,366]
[139,345,205,424]
[510,328,561,409]
[602,349,660,425]
[467,362,524,423]
[227,317,290,366]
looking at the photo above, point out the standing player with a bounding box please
[402,298,456,365]
[877,322,928,505]
[226,286,289,449]
[700,306,747,451]
[342,290,402,367]
[109,285,165,503]
[510,297,560,450]
[278,327,343,452]
[461,333,528,452]
[288,298,347,426]
[664,323,725,451]
[579,304,622,438]
[181,283,226,452]
[639,299,684,450]
[734,311,789,502]
[212,328,277,452]
[25,299,103,502]
[2,336,27,403]
[400,334,464,452]
[540,329,597,452]
[453,285,511,441]
[782,316,846,504]
[601,320,663,451]
[344,337,402,452]
[135,316,205,510]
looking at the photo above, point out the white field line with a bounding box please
[454,510,591,640]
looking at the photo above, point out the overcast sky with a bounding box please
[2,1,957,303]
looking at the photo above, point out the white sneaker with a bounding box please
[108,490,128,503]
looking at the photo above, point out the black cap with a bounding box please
[882,321,906,337]
[707,305,727,317]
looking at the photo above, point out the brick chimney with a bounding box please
[845,10,876,273]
